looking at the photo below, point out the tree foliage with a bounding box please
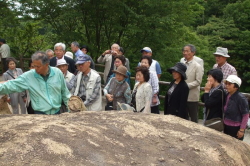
[1,0,250,92]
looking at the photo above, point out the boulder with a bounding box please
[0,111,249,165]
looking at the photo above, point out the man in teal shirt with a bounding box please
[0,51,71,114]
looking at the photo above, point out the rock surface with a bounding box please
[0,112,250,165]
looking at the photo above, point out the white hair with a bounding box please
[111,43,120,50]
[54,43,66,51]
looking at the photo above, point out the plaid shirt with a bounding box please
[69,71,101,106]
[213,62,237,80]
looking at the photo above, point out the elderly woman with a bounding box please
[164,62,189,119]
[107,55,131,85]
[103,66,131,110]
[201,69,226,129]
[3,57,27,114]
[131,66,152,113]
[140,56,160,114]
[223,75,249,140]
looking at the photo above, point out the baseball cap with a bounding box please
[56,59,68,66]
[225,75,242,87]
[140,47,152,53]
[76,54,91,65]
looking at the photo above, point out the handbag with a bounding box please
[204,89,224,131]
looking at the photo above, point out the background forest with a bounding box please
[1,0,250,93]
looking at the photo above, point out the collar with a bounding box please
[56,56,65,60]
[218,62,228,69]
[34,66,54,78]
[75,49,83,57]
[185,58,194,64]
[115,79,125,84]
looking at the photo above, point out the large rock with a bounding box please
[0,112,249,165]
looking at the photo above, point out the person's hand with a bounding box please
[103,50,111,55]
[111,50,118,56]
[106,94,114,102]
[237,130,245,139]
[152,95,158,104]
[6,97,11,103]
[204,81,212,93]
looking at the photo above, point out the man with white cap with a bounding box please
[67,54,102,111]
[56,59,74,83]
[213,47,237,81]
[140,47,162,78]
[223,75,249,140]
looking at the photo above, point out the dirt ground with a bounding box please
[0,112,250,166]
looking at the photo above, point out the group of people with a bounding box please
[0,40,249,141]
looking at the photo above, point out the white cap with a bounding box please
[65,51,73,59]
[213,47,230,57]
[225,75,241,87]
[56,59,68,66]
[140,47,152,53]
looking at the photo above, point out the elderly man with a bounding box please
[213,47,237,81]
[67,54,102,111]
[180,45,204,72]
[50,43,76,73]
[139,47,162,78]
[98,43,121,84]
[181,44,204,123]
[45,49,55,59]
[71,41,95,69]
[56,59,74,83]
[0,51,71,114]
[0,39,11,73]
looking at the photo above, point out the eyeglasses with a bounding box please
[225,82,232,85]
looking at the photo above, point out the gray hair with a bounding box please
[45,49,54,54]
[31,51,50,65]
[71,41,80,48]
[54,43,66,51]
[183,44,196,53]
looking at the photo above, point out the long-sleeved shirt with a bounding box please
[103,78,131,105]
[67,71,101,106]
[0,66,71,114]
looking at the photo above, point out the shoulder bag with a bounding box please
[204,89,224,132]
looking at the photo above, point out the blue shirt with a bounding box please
[75,49,84,61]
[0,66,71,114]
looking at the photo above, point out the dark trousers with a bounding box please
[187,102,198,123]
[27,102,34,114]
[224,124,244,141]
[151,105,159,114]
[1,58,8,73]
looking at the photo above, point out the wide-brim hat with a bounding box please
[68,96,87,112]
[213,47,230,57]
[224,75,241,87]
[167,62,187,80]
[117,102,135,112]
[112,66,128,78]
